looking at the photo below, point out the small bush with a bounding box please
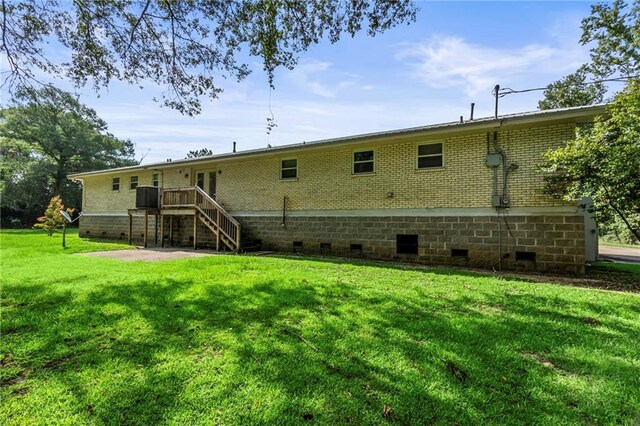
[33,196,74,236]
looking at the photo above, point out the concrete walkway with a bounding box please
[599,245,640,264]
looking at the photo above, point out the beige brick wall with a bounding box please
[216,123,574,211]
[80,123,575,213]
[83,168,189,212]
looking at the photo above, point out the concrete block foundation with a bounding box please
[79,213,586,274]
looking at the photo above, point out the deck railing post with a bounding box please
[128,213,133,245]
[216,208,221,251]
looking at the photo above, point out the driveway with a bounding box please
[599,245,640,264]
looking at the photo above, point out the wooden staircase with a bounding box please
[161,186,241,252]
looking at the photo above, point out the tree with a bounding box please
[0,85,137,226]
[537,1,640,244]
[540,80,640,242]
[538,68,607,110]
[186,148,214,158]
[538,0,639,109]
[1,1,417,116]
[33,195,74,236]
[581,0,640,79]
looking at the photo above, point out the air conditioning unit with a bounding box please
[136,186,160,209]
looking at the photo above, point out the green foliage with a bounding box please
[539,0,639,108]
[539,2,640,240]
[33,196,75,236]
[186,148,214,158]
[538,68,607,109]
[600,214,640,244]
[1,230,639,424]
[541,80,640,241]
[1,1,417,116]
[581,0,640,78]
[0,85,136,226]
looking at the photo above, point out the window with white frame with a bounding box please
[152,173,159,187]
[353,150,374,174]
[130,175,139,190]
[281,159,297,179]
[417,143,444,169]
[112,177,120,191]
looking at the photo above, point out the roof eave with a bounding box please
[67,104,608,180]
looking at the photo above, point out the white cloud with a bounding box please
[396,35,587,96]
[288,60,360,98]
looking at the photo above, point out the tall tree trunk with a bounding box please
[54,158,67,197]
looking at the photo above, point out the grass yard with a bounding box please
[2,230,640,425]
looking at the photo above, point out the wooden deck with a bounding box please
[128,187,241,252]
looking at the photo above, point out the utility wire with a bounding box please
[494,75,639,98]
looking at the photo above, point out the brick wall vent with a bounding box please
[516,251,536,262]
[451,248,469,258]
[320,242,331,250]
[397,234,418,255]
[350,243,363,252]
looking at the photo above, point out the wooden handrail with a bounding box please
[162,187,196,207]
[160,186,241,252]
[194,186,241,252]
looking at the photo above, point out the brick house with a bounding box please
[69,104,605,274]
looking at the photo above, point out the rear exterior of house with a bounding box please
[69,105,605,274]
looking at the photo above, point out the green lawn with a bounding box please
[2,230,640,425]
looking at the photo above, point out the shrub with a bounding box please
[33,196,74,236]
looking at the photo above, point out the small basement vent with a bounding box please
[293,241,303,252]
[397,234,418,255]
[350,243,363,252]
[451,248,469,258]
[320,242,331,250]
[516,251,536,262]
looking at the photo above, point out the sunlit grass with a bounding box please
[2,230,639,424]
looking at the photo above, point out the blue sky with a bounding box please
[4,1,610,164]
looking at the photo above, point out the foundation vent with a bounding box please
[451,248,469,258]
[350,243,363,252]
[397,234,418,255]
[516,251,536,262]
[320,242,331,251]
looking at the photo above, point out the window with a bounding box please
[417,143,444,169]
[196,172,205,189]
[353,150,374,174]
[152,173,159,187]
[130,175,138,190]
[281,159,297,179]
[112,177,120,191]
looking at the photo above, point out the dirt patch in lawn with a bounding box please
[77,247,221,261]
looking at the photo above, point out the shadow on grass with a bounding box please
[265,253,539,283]
[2,264,640,424]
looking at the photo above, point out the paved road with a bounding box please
[599,245,640,264]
